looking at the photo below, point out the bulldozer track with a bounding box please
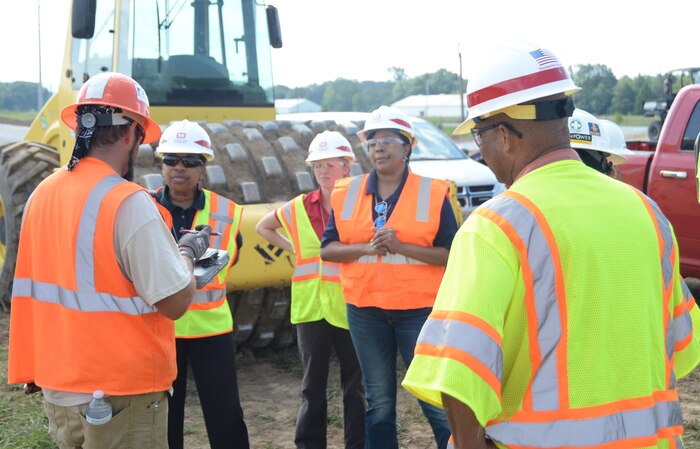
[0,141,60,312]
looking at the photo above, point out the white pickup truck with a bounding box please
[277,112,504,217]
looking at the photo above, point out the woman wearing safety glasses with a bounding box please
[256,131,366,449]
[153,120,249,449]
[321,106,458,449]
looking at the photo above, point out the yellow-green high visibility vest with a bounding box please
[175,189,243,338]
[403,160,700,448]
[276,194,347,328]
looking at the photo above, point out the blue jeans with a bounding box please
[346,304,450,449]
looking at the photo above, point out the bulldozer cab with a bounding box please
[27,0,282,163]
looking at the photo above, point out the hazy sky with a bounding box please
[1,0,699,91]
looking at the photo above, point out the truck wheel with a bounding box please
[648,121,662,141]
[0,141,60,311]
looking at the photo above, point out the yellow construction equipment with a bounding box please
[0,0,463,347]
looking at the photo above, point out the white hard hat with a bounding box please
[598,119,633,165]
[569,109,632,165]
[455,41,580,135]
[306,130,356,163]
[569,109,610,153]
[356,105,417,146]
[156,119,215,161]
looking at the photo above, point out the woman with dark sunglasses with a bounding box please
[321,106,458,449]
[153,120,249,449]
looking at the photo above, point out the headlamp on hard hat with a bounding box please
[78,111,132,130]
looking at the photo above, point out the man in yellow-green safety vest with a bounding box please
[257,131,365,449]
[403,41,700,449]
[154,120,248,449]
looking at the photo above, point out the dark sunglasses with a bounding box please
[162,155,205,168]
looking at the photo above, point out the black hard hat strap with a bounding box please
[533,97,575,121]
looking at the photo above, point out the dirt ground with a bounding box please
[2,308,700,448]
[184,346,435,449]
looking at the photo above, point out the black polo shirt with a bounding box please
[154,186,242,249]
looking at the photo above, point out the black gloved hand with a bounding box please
[178,225,212,262]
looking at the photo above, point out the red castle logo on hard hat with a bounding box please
[319,141,328,148]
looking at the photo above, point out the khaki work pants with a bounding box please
[44,391,168,449]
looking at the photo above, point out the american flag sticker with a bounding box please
[529,49,560,69]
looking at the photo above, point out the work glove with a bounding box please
[178,225,212,262]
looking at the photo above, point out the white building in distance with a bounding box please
[391,94,467,119]
[275,98,322,114]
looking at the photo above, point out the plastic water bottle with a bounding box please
[85,390,112,425]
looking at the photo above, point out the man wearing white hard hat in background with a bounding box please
[257,131,365,449]
[403,42,700,448]
[154,120,249,449]
[568,108,633,175]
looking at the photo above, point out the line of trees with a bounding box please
[0,82,51,111]
[276,64,670,117]
[0,64,670,116]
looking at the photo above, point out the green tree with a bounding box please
[634,75,657,115]
[611,76,636,114]
[0,81,51,111]
[571,64,617,114]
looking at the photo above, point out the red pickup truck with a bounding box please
[616,85,700,281]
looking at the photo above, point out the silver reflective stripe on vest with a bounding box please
[211,195,231,249]
[12,278,155,314]
[419,317,502,382]
[487,399,683,447]
[76,174,125,292]
[323,264,340,277]
[192,288,226,304]
[645,197,674,288]
[341,176,363,220]
[644,196,683,385]
[416,176,432,222]
[281,201,293,225]
[674,435,685,449]
[355,254,425,265]
[682,280,694,303]
[294,260,320,278]
[485,194,562,411]
[381,253,426,265]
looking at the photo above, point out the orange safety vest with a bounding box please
[330,171,448,310]
[8,157,176,395]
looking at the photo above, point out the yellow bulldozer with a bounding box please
[0,0,463,347]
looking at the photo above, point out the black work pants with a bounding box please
[168,332,249,449]
[295,319,366,449]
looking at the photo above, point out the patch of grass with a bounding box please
[250,346,303,377]
[0,313,58,449]
[599,114,654,126]
[0,109,36,124]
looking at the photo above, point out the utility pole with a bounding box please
[36,0,43,112]
[458,43,465,122]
